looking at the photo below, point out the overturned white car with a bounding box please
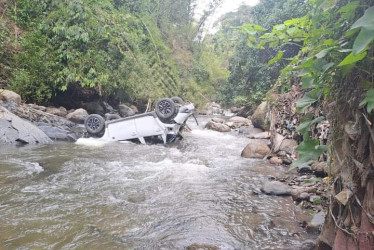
[81,97,195,144]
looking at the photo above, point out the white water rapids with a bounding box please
[0,116,315,249]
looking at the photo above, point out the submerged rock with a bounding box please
[205,121,231,132]
[260,181,291,196]
[0,107,52,144]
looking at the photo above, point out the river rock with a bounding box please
[239,126,263,135]
[130,105,139,114]
[66,108,88,123]
[251,101,270,130]
[282,158,292,165]
[230,106,242,113]
[228,116,251,127]
[0,107,52,144]
[273,133,285,152]
[81,101,104,114]
[248,131,270,139]
[102,101,114,113]
[291,186,317,201]
[237,106,253,118]
[225,121,235,128]
[308,211,325,232]
[0,90,21,105]
[205,121,231,132]
[119,104,135,117]
[38,125,77,141]
[212,117,225,124]
[279,139,298,154]
[311,161,328,177]
[241,139,270,158]
[260,181,291,196]
[28,104,47,112]
[283,240,316,250]
[269,156,283,165]
[46,106,68,117]
[205,102,224,115]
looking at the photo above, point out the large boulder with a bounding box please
[81,101,105,114]
[241,139,271,158]
[205,121,231,132]
[0,107,52,144]
[119,104,135,117]
[66,108,88,123]
[0,90,22,105]
[251,101,270,130]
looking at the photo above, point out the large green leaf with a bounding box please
[338,1,360,14]
[359,89,374,113]
[296,116,325,134]
[352,28,374,55]
[291,138,327,169]
[268,51,284,66]
[350,6,374,30]
[338,51,367,66]
[315,48,332,59]
[296,91,320,112]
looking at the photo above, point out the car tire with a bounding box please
[155,98,176,120]
[171,96,184,104]
[85,114,105,134]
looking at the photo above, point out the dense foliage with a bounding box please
[239,0,374,167]
[216,0,311,107]
[0,0,227,107]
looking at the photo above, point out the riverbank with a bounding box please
[203,110,329,239]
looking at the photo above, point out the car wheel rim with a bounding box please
[87,117,101,131]
[158,100,172,115]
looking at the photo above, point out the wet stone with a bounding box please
[260,181,291,196]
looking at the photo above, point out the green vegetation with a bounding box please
[0,0,227,107]
[235,0,374,168]
[215,0,311,108]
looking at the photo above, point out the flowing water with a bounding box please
[0,117,314,249]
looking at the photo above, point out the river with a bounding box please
[0,116,315,249]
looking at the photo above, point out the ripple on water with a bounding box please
[0,116,316,249]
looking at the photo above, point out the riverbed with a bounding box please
[0,117,315,249]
